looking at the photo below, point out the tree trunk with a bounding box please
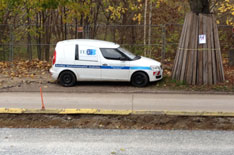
[189,0,210,14]
[27,9,32,60]
[91,1,100,38]
[60,7,64,40]
[131,20,136,53]
[42,10,52,61]
[172,12,225,85]
[45,11,52,61]
[78,14,83,39]
[75,18,78,39]
[36,13,42,60]
[63,7,67,40]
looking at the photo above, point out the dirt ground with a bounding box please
[0,59,233,93]
[1,114,234,130]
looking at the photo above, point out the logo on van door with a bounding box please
[87,49,96,55]
[79,48,98,61]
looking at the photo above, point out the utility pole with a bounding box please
[148,0,152,57]
[144,0,148,56]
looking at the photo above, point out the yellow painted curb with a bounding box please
[1,108,234,117]
[59,109,132,115]
[25,109,61,114]
[0,108,131,115]
[0,108,25,114]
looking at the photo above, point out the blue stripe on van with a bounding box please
[130,66,152,70]
[55,64,151,70]
[101,66,130,70]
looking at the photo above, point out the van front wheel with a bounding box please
[131,72,149,87]
[59,71,76,87]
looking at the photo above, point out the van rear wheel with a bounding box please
[59,71,76,87]
[131,72,149,87]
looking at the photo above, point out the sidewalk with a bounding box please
[0,92,234,116]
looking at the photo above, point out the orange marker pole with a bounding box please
[40,87,45,110]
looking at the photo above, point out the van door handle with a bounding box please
[102,64,108,66]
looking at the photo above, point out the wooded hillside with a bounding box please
[0,0,233,61]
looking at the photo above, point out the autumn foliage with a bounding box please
[0,0,233,61]
[0,60,51,78]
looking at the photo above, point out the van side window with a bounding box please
[100,48,127,60]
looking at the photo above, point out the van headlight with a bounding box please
[150,65,161,70]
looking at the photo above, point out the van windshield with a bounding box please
[118,47,140,60]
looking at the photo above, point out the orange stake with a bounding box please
[40,87,45,110]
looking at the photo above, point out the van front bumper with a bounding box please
[149,69,163,82]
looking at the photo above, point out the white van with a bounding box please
[50,39,163,87]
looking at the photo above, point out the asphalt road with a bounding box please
[0,128,234,155]
[0,92,234,113]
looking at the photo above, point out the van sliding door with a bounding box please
[74,45,101,80]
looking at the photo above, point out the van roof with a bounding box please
[57,39,120,48]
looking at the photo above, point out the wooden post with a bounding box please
[172,13,189,80]
[197,14,203,85]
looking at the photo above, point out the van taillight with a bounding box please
[52,50,56,65]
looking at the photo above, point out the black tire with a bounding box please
[59,71,76,87]
[131,72,149,87]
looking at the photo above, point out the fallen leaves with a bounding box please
[0,59,52,78]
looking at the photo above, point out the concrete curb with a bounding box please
[1,90,234,95]
[1,108,234,117]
